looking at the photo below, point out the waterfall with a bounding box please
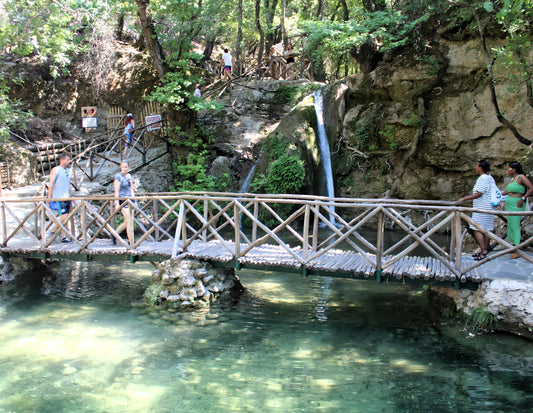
[239,153,261,194]
[313,90,335,223]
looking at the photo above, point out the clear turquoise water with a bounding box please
[0,261,531,412]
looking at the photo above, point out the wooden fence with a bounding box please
[1,193,531,283]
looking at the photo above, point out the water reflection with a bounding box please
[0,262,531,412]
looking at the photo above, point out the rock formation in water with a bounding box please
[150,258,244,309]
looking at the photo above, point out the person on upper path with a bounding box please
[49,153,73,243]
[457,160,495,261]
[113,160,135,248]
[502,161,533,259]
[221,48,233,80]
[123,113,134,149]
[194,84,202,98]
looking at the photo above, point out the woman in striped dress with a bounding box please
[457,160,495,260]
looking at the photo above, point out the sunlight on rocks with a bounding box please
[391,359,428,373]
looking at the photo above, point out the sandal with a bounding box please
[472,251,483,258]
[474,251,488,261]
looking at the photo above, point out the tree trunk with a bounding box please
[340,0,349,21]
[255,0,265,68]
[264,0,280,54]
[235,0,243,75]
[281,0,287,48]
[316,0,324,20]
[203,37,216,62]
[116,14,125,40]
[135,0,168,79]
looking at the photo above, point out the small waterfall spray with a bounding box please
[239,153,261,194]
[313,90,335,223]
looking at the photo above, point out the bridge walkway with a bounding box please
[1,193,532,289]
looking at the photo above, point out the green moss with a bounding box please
[144,284,162,306]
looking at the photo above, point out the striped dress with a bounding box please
[469,174,494,231]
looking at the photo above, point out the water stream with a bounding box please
[0,261,531,412]
[313,90,335,224]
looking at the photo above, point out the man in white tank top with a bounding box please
[49,153,73,242]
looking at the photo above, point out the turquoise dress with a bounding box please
[505,176,526,246]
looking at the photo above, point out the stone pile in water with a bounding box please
[151,258,243,308]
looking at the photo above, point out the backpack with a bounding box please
[490,176,502,207]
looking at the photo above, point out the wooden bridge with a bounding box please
[1,193,532,289]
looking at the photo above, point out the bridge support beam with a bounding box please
[376,269,383,284]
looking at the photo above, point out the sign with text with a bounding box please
[82,117,98,128]
[145,114,162,131]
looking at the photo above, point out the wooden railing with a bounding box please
[68,119,168,187]
[1,193,532,282]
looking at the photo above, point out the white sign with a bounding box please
[146,114,162,131]
[82,117,98,128]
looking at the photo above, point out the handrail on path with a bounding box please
[1,193,532,286]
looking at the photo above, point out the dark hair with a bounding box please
[478,159,490,173]
[124,114,133,126]
[509,161,524,175]
[58,153,71,162]
[224,48,228,53]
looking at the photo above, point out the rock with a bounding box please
[147,258,243,310]
[196,281,206,297]
[178,273,196,288]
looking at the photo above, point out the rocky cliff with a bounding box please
[321,39,533,200]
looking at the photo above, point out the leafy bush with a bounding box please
[266,154,305,194]
[0,80,32,141]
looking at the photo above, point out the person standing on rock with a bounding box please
[457,160,495,261]
[123,113,134,149]
[48,153,73,243]
[113,161,135,248]
[502,161,533,258]
[221,48,233,80]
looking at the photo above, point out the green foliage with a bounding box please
[402,114,424,128]
[379,125,398,150]
[0,80,32,141]
[266,154,305,194]
[442,308,455,318]
[173,153,217,192]
[143,283,162,306]
[416,54,440,76]
[351,107,380,151]
[464,306,497,335]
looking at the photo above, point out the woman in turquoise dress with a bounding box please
[502,161,533,258]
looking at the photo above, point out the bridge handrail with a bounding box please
[2,192,532,214]
[1,194,532,283]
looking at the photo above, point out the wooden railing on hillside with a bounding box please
[67,119,168,188]
[1,193,531,283]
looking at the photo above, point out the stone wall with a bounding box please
[149,258,244,309]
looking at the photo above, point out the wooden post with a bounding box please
[312,208,319,252]
[1,200,6,246]
[202,199,208,242]
[154,199,159,241]
[454,210,462,287]
[81,201,87,245]
[40,201,46,248]
[171,201,185,258]
[376,208,384,283]
[302,204,310,262]
[234,202,241,268]
[252,200,258,243]
[128,200,134,249]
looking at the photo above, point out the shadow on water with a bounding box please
[0,262,531,412]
